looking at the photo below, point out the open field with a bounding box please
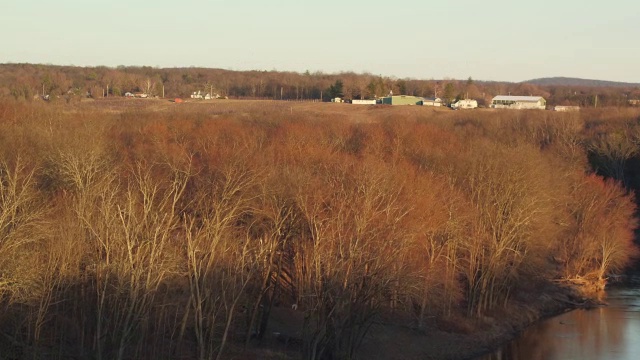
[76,97,455,118]
[74,96,640,117]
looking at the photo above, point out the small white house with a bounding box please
[124,92,135,97]
[352,99,377,105]
[331,97,344,103]
[422,97,443,107]
[451,99,478,110]
[491,96,546,110]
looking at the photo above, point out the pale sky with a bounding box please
[1,0,639,82]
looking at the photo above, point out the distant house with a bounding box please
[352,99,377,105]
[331,97,344,103]
[124,92,135,97]
[422,97,443,107]
[190,91,216,100]
[629,99,640,106]
[134,93,148,98]
[451,99,477,110]
[554,105,580,112]
[491,95,546,110]
[381,95,423,105]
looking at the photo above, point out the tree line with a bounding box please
[2,63,640,107]
[0,100,638,359]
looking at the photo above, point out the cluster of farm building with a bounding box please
[121,89,578,111]
[334,94,580,111]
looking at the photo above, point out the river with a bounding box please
[480,282,640,360]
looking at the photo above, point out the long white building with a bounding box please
[554,105,580,112]
[491,96,546,110]
[352,99,377,105]
[422,97,443,107]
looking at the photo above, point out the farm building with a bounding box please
[451,99,477,110]
[554,105,580,112]
[381,95,423,105]
[491,96,546,110]
[352,99,377,105]
[422,97,443,107]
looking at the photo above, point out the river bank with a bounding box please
[356,283,592,360]
[234,282,592,359]
[481,279,640,359]
[209,276,639,359]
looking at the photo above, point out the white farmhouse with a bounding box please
[451,99,478,110]
[491,96,546,110]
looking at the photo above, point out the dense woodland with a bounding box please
[2,63,640,107]
[0,98,639,359]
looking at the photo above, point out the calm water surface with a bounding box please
[480,284,640,360]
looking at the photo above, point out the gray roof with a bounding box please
[492,95,544,102]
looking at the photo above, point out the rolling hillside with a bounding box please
[524,77,640,88]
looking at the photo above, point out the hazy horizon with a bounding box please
[2,0,639,83]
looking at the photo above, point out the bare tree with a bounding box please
[589,130,638,187]
[185,158,259,360]
[296,161,410,360]
[0,157,48,304]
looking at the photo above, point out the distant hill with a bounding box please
[524,77,640,88]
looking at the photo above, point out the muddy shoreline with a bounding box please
[355,285,590,360]
[239,284,590,360]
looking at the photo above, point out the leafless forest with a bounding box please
[0,99,638,359]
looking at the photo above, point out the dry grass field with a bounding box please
[77,97,453,120]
